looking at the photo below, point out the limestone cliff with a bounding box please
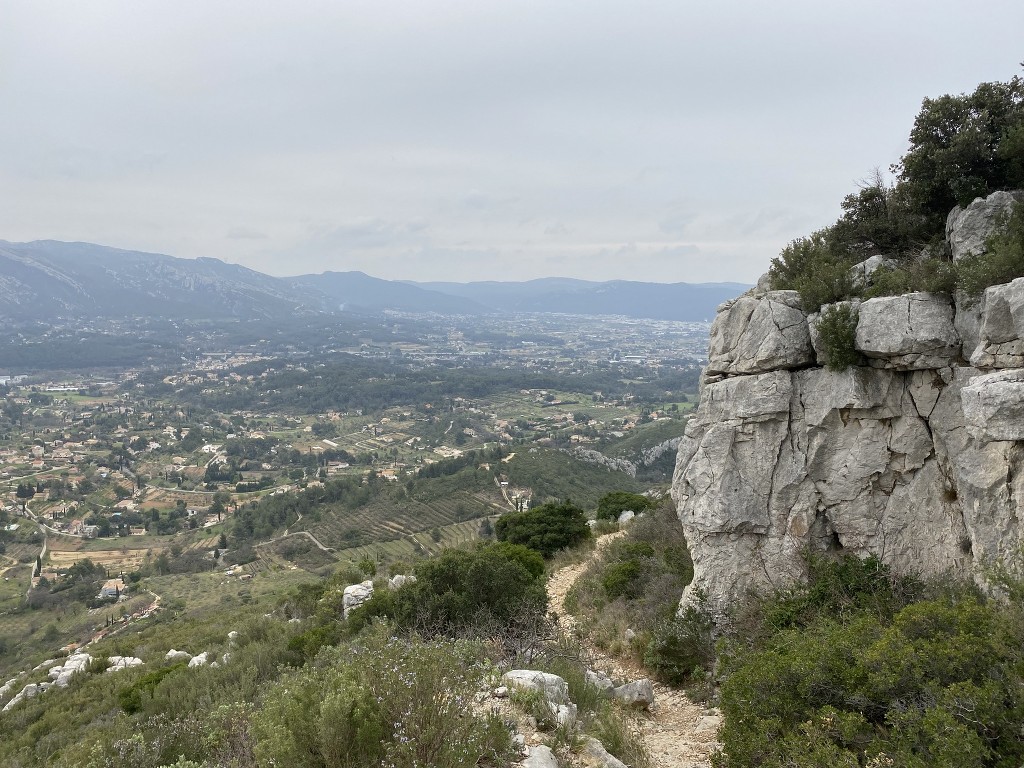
[672,191,1024,615]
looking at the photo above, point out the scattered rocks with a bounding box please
[54,653,92,688]
[342,580,374,618]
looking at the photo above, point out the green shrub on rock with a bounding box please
[815,303,862,372]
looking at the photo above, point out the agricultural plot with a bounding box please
[294,489,504,551]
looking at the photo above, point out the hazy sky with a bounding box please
[2,2,1022,284]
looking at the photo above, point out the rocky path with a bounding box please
[548,533,722,768]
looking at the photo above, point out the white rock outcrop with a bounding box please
[673,272,1024,617]
[946,190,1022,262]
[188,652,210,668]
[855,293,960,369]
[106,656,144,673]
[165,649,192,662]
[971,277,1024,368]
[342,580,374,618]
[706,290,815,376]
[502,670,570,706]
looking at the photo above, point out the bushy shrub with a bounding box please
[596,491,655,521]
[253,625,513,768]
[715,597,1024,768]
[494,500,591,558]
[348,542,547,638]
[768,228,859,312]
[643,597,715,688]
[815,303,861,372]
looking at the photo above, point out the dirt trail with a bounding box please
[548,533,722,768]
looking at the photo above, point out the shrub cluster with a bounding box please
[494,500,591,558]
[595,491,656,522]
[715,555,1024,768]
[770,74,1024,313]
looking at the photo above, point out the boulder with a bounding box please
[946,190,1022,262]
[970,277,1024,368]
[227,630,239,644]
[523,744,560,768]
[54,653,92,688]
[551,701,577,729]
[856,293,960,369]
[188,652,210,668]
[612,679,654,710]
[580,736,628,768]
[616,510,635,524]
[342,580,374,618]
[706,291,814,376]
[502,670,569,706]
[848,255,898,290]
[388,574,416,590]
[961,369,1024,442]
[585,670,615,695]
[165,649,192,662]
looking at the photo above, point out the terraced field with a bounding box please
[293,488,504,550]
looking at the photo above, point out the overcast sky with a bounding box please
[1,1,1022,284]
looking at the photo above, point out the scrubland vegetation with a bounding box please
[769,74,1024,324]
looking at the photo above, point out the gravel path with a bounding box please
[548,533,722,768]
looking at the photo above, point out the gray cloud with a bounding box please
[1,0,1022,283]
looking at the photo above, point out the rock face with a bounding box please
[946,190,1022,262]
[673,270,1024,617]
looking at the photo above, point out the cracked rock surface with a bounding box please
[674,282,1024,617]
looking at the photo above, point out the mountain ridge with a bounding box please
[0,239,749,322]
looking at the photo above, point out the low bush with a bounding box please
[713,555,1024,768]
[253,624,513,768]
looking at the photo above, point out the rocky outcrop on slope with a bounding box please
[672,191,1024,616]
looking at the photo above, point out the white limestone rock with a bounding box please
[165,649,192,662]
[971,278,1024,368]
[106,656,144,673]
[706,291,814,376]
[962,369,1024,442]
[54,653,92,688]
[580,736,628,768]
[946,190,1022,262]
[523,744,560,768]
[585,669,615,696]
[188,652,210,668]
[388,574,416,590]
[856,293,960,369]
[849,255,898,290]
[502,670,569,706]
[342,580,374,618]
[612,679,654,710]
[616,510,634,524]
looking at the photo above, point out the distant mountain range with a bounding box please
[0,240,749,322]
